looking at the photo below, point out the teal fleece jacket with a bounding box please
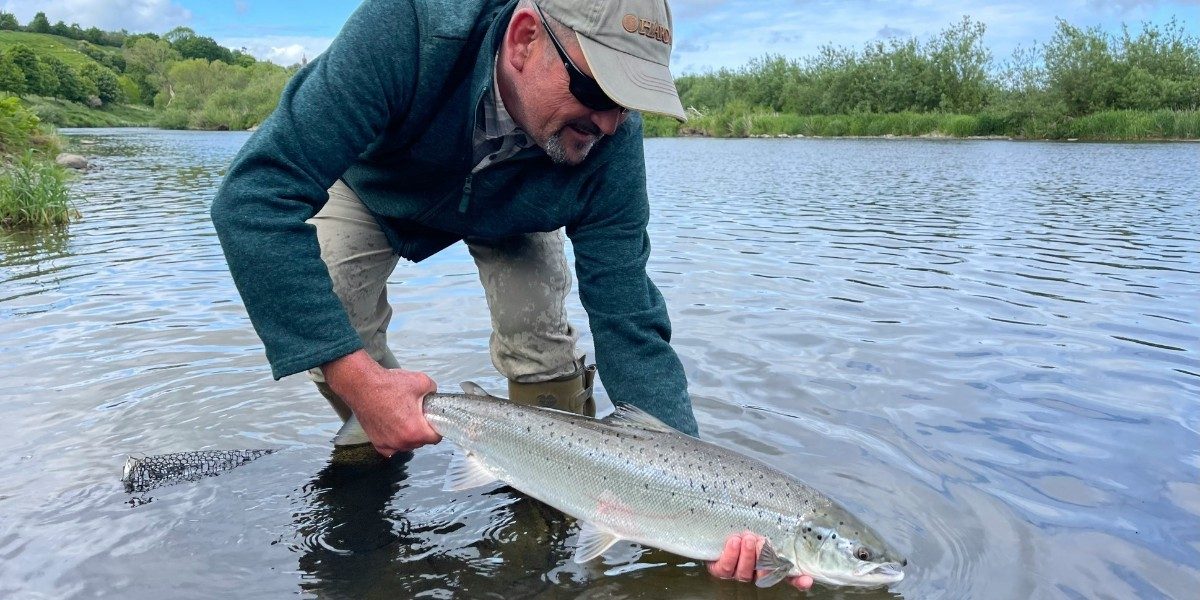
[211,0,698,435]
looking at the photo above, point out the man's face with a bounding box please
[507,12,628,166]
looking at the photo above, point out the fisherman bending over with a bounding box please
[211,0,811,589]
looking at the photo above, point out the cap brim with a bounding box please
[578,37,686,122]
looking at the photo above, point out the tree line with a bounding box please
[656,17,1199,138]
[0,10,292,130]
[1,10,127,48]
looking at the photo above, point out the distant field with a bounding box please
[0,31,117,70]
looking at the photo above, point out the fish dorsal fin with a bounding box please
[333,414,370,447]
[443,451,499,492]
[754,538,795,588]
[460,381,503,399]
[605,403,675,432]
[572,522,622,563]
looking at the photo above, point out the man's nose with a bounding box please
[590,108,625,136]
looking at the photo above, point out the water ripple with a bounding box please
[0,132,1196,598]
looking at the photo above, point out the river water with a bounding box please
[1,129,1197,599]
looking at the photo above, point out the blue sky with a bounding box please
[3,1,1197,71]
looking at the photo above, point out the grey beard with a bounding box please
[544,131,598,165]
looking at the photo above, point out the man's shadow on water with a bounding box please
[292,449,903,600]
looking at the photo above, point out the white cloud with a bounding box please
[1,0,192,33]
[217,35,333,66]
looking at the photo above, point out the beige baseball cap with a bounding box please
[537,0,686,121]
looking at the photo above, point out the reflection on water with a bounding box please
[0,130,1197,599]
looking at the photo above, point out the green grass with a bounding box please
[0,30,117,71]
[0,150,74,229]
[1062,109,1200,140]
[645,109,1199,140]
[22,95,156,127]
[1,95,73,229]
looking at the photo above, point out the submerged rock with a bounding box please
[55,153,89,170]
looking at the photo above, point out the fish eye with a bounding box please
[855,546,873,561]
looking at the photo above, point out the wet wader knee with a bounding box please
[507,361,597,417]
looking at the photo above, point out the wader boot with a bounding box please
[507,359,597,417]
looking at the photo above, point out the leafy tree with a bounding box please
[84,26,105,45]
[231,49,257,68]
[29,12,51,34]
[4,45,55,96]
[51,20,70,37]
[79,63,122,104]
[77,42,126,73]
[43,56,94,103]
[1118,18,1200,110]
[1043,20,1121,115]
[164,26,234,64]
[0,53,25,94]
[123,37,179,105]
[0,11,19,31]
[117,74,143,104]
[163,26,197,45]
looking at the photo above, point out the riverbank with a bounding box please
[644,109,1200,141]
[0,96,73,229]
[22,96,156,128]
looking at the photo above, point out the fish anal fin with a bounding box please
[443,451,499,492]
[605,404,675,432]
[573,522,622,563]
[754,538,795,588]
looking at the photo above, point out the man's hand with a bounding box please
[707,532,814,591]
[322,350,441,457]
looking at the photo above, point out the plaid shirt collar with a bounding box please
[479,55,525,141]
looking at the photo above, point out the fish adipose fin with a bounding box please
[460,381,504,400]
[754,539,795,588]
[443,451,499,492]
[573,522,622,563]
[606,404,675,432]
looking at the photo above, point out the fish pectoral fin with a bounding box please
[443,451,499,492]
[460,381,505,400]
[572,522,622,563]
[754,539,795,588]
[333,415,370,447]
[605,403,675,432]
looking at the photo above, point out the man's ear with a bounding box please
[503,8,540,72]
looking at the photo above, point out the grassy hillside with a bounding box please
[0,30,116,70]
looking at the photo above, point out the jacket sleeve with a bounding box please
[210,0,418,379]
[566,125,699,436]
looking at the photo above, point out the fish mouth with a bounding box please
[853,562,905,584]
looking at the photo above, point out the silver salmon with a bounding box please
[336,383,906,588]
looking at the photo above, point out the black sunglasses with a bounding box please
[535,5,626,113]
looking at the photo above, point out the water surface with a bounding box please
[1,130,1197,599]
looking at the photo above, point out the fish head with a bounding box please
[790,512,906,588]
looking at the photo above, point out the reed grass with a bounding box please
[0,150,74,228]
[644,109,1199,140]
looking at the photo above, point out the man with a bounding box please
[211,0,811,590]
